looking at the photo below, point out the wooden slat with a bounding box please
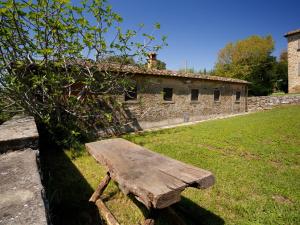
[86,138,215,209]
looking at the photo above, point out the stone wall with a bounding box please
[122,75,247,130]
[247,95,300,111]
[0,116,39,153]
[286,32,300,93]
[0,116,48,225]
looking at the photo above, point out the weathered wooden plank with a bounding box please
[86,138,215,209]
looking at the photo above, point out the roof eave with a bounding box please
[284,29,300,37]
[134,72,250,85]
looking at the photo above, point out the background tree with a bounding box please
[0,0,166,146]
[178,67,213,75]
[214,35,276,96]
[104,55,137,65]
[178,67,196,73]
[273,50,288,93]
[104,55,167,70]
[199,68,214,75]
[155,59,166,70]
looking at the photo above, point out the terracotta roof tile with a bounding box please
[55,60,249,84]
[96,64,250,84]
[284,29,300,37]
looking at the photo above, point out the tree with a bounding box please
[178,67,196,73]
[199,68,213,75]
[155,59,166,70]
[104,55,137,65]
[273,50,288,93]
[214,35,276,96]
[0,0,166,146]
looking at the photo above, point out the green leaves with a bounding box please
[0,0,167,147]
[0,7,8,14]
[154,22,161,29]
[77,18,88,26]
[215,35,276,96]
[38,48,53,55]
[57,0,70,4]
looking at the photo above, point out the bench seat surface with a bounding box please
[86,138,215,209]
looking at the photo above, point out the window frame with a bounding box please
[213,89,221,102]
[190,89,199,102]
[124,85,138,102]
[163,88,173,102]
[235,90,241,102]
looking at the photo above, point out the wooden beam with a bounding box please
[89,173,111,203]
[95,199,120,225]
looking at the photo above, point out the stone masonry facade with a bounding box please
[285,29,300,93]
[123,74,248,130]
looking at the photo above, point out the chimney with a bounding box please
[147,52,157,69]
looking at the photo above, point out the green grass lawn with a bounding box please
[270,92,300,96]
[42,105,300,225]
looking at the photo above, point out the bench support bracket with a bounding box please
[95,198,120,225]
[89,172,121,225]
[89,172,111,203]
[90,173,188,225]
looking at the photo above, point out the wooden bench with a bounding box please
[86,138,215,225]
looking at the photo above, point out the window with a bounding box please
[191,89,199,101]
[163,88,173,101]
[298,40,300,50]
[125,85,137,101]
[214,89,220,102]
[236,91,241,101]
[298,63,300,76]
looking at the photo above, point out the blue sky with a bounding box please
[107,0,299,71]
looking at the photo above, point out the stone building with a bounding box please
[117,54,249,130]
[285,29,300,93]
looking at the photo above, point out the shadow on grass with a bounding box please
[128,192,224,225]
[39,142,102,225]
[172,197,225,225]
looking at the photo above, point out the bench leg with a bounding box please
[95,198,120,225]
[89,172,111,203]
[90,172,121,225]
[143,219,155,225]
[143,208,157,225]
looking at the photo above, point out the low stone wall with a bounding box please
[0,116,39,153]
[247,95,300,111]
[0,116,48,225]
